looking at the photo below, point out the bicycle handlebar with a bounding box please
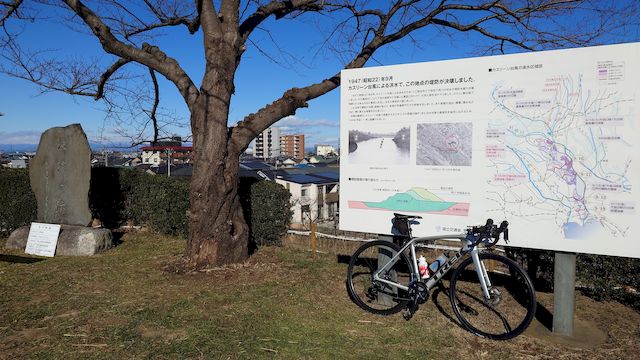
[467,219,509,245]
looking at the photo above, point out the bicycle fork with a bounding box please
[470,247,493,300]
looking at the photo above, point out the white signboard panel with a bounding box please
[340,42,640,258]
[25,222,61,257]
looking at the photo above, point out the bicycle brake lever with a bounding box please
[503,229,509,243]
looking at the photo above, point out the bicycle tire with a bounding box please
[346,240,412,315]
[449,253,536,340]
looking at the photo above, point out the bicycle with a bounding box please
[346,213,536,340]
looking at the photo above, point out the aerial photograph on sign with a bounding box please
[417,122,473,166]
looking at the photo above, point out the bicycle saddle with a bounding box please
[393,213,423,220]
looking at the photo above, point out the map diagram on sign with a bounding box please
[348,187,470,216]
[486,73,634,240]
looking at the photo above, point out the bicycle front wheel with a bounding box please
[346,240,412,315]
[449,253,536,340]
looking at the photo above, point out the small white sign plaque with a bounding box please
[25,222,61,257]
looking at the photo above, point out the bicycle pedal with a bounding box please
[402,308,414,321]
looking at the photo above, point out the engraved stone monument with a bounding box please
[6,124,112,256]
[30,124,92,225]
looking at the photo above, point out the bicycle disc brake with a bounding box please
[486,286,502,306]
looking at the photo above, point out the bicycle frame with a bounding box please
[372,233,494,300]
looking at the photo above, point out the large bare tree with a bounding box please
[1,1,638,268]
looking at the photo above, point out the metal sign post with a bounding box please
[553,252,577,336]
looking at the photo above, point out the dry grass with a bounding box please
[1,233,639,359]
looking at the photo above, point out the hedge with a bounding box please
[0,168,37,238]
[507,248,640,311]
[1,168,291,249]
[244,179,292,247]
[90,167,190,237]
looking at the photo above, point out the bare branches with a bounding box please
[62,0,199,109]
[147,66,160,143]
[0,0,23,26]
[1,39,101,97]
[230,0,639,153]
[239,0,321,41]
[2,0,638,155]
[96,58,131,99]
[121,1,200,39]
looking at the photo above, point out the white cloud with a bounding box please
[0,130,43,145]
[273,115,339,133]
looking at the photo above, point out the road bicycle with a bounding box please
[346,213,536,340]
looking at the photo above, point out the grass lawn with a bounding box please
[1,233,639,359]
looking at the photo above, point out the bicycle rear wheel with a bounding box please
[449,253,536,340]
[346,240,412,315]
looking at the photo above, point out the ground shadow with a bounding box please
[535,301,553,330]
[0,254,45,264]
[430,283,468,331]
[238,177,259,255]
[111,231,125,246]
[337,254,351,265]
[89,167,125,230]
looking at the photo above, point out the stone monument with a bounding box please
[6,124,113,256]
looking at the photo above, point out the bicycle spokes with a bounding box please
[449,253,536,340]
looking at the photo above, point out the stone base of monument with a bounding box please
[5,225,113,256]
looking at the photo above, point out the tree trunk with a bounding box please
[185,39,248,267]
[186,99,249,267]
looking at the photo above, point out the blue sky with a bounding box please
[1,2,638,151]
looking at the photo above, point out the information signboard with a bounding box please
[340,42,640,258]
[25,222,61,257]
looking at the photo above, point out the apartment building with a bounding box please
[253,127,281,160]
[280,134,305,160]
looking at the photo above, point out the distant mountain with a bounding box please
[0,144,37,153]
[0,142,143,153]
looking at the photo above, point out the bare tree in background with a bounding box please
[1,1,638,269]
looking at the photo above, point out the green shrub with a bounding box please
[0,168,37,237]
[577,254,640,310]
[144,175,189,237]
[90,168,189,237]
[507,247,640,311]
[247,180,292,247]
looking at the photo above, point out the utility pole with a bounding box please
[166,149,173,177]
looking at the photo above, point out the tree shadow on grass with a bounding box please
[0,254,45,264]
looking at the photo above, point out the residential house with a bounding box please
[141,145,192,165]
[275,169,339,225]
[316,144,337,157]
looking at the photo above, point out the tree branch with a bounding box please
[239,0,321,41]
[63,0,199,109]
[148,67,160,143]
[0,0,22,26]
[95,58,131,99]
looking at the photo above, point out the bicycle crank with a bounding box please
[403,282,429,320]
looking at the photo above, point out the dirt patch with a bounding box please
[526,317,608,349]
[137,325,188,342]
